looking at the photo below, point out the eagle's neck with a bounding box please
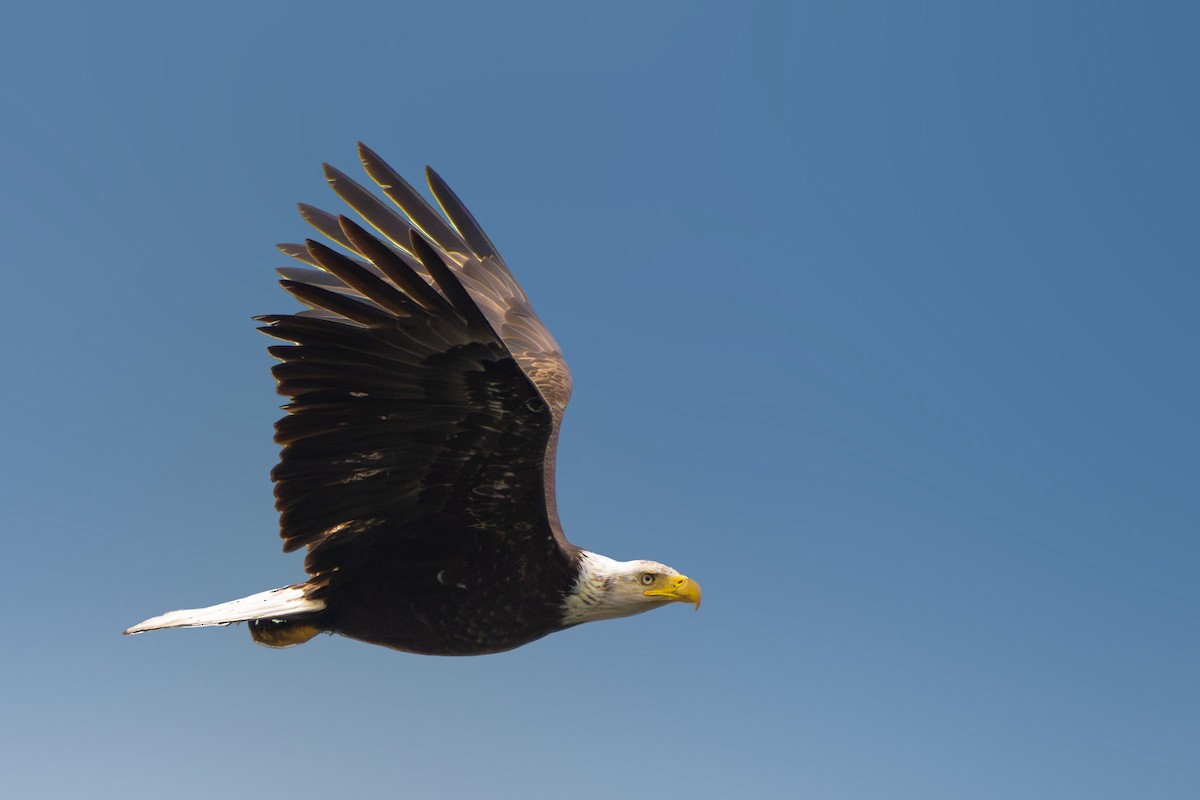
[562,550,639,626]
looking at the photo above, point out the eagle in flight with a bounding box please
[125,144,700,655]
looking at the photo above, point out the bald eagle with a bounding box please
[125,145,700,655]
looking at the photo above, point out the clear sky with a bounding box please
[2,2,1196,798]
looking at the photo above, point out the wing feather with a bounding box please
[357,143,468,254]
[298,204,359,253]
[426,166,501,259]
[304,239,418,318]
[278,280,396,327]
[337,216,451,313]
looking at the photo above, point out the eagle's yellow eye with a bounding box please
[640,573,656,586]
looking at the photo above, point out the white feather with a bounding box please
[562,551,677,626]
[123,585,325,635]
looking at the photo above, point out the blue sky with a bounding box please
[2,1,1196,797]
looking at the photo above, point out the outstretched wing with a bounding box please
[260,147,574,578]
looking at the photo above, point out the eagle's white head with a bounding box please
[563,551,702,626]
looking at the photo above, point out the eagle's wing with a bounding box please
[261,148,574,578]
[331,144,570,418]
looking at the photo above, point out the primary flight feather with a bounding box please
[125,144,700,655]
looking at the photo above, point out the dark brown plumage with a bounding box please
[255,147,579,654]
[124,145,700,655]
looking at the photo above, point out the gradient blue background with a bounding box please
[2,2,1196,797]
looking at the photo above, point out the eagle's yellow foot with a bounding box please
[248,619,322,648]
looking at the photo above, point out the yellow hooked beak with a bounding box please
[644,574,702,610]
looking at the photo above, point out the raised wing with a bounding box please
[330,144,571,420]
[261,149,574,577]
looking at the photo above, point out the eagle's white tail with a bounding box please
[123,585,325,635]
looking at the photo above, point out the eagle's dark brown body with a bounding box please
[309,535,582,655]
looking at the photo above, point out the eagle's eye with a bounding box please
[640,572,656,586]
